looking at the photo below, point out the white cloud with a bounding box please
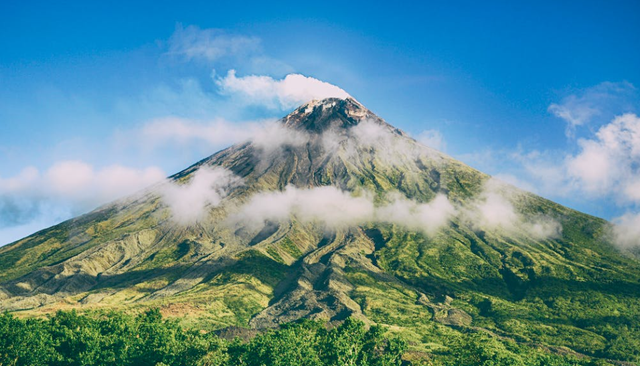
[138,116,310,157]
[350,119,394,145]
[250,121,310,153]
[612,212,640,249]
[346,119,443,167]
[167,24,261,62]
[548,81,637,136]
[216,70,351,110]
[159,166,241,225]
[567,113,640,203]
[526,216,563,241]
[471,185,519,232]
[548,102,598,131]
[230,181,562,241]
[376,193,456,235]
[229,186,374,230]
[416,129,446,151]
[0,167,40,194]
[140,116,260,148]
[462,178,562,240]
[231,186,456,235]
[165,24,292,75]
[0,161,165,205]
[461,112,640,210]
[0,162,166,245]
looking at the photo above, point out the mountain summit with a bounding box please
[1,98,639,362]
[283,97,376,132]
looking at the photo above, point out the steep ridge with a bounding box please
[1,97,639,361]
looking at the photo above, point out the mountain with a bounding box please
[1,97,639,362]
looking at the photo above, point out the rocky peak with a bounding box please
[282,97,376,133]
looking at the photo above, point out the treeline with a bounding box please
[0,310,614,366]
[0,310,404,366]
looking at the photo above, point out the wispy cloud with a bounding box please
[459,81,640,249]
[461,178,562,240]
[167,24,261,62]
[0,24,355,243]
[376,193,455,235]
[612,213,640,250]
[416,129,446,151]
[137,116,309,155]
[229,186,375,230]
[0,161,165,245]
[548,81,637,137]
[166,24,292,75]
[346,119,443,166]
[159,166,241,224]
[139,116,261,148]
[229,179,560,240]
[0,162,165,208]
[229,185,456,235]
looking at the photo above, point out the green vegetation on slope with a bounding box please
[0,310,615,366]
[1,98,639,364]
[0,310,406,366]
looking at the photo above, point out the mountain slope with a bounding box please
[1,98,639,362]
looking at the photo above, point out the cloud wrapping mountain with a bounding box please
[613,213,640,249]
[159,167,242,224]
[216,70,351,109]
[0,162,165,244]
[229,185,456,234]
[461,179,562,240]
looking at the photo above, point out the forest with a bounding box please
[0,310,615,366]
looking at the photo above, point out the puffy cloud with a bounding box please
[0,167,40,194]
[159,167,242,225]
[612,213,640,250]
[465,112,640,211]
[462,179,562,240]
[471,185,519,232]
[216,70,351,110]
[376,193,456,235]
[526,217,563,241]
[230,186,374,230]
[0,162,166,245]
[230,180,562,241]
[548,81,637,136]
[0,161,165,206]
[563,112,640,250]
[231,186,456,234]
[566,113,640,203]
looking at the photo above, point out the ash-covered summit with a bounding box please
[1,97,639,362]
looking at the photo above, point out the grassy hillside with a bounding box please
[0,310,616,365]
[0,98,639,363]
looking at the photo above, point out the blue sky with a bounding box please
[1,0,640,245]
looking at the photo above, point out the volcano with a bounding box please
[1,97,639,361]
